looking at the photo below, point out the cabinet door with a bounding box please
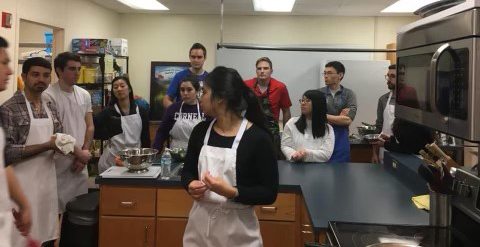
[259,221,296,247]
[300,199,315,245]
[99,216,155,247]
[157,188,193,217]
[156,218,188,247]
[255,193,296,221]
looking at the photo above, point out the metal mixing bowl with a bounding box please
[357,125,377,136]
[117,148,158,172]
[364,134,381,141]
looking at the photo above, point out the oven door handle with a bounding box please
[429,43,450,115]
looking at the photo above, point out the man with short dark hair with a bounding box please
[371,64,396,163]
[319,61,357,162]
[163,43,208,108]
[0,57,62,247]
[244,57,292,159]
[43,52,93,213]
[0,35,32,247]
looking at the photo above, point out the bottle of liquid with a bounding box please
[160,150,172,180]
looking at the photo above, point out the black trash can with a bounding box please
[60,191,99,247]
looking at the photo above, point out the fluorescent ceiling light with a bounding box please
[117,0,169,10]
[253,0,296,12]
[382,0,440,13]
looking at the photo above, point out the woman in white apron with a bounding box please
[181,66,278,247]
[153,76,206,151]
[94,77,150,173]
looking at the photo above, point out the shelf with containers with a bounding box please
[74,52,129,177]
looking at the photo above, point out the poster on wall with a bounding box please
[150,61,190,121]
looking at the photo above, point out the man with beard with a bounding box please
[371,64,396,163]
[1,57,64,247]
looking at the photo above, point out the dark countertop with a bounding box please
[96,157,428,233]
[277,160,428,233]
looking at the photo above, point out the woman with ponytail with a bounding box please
[281,90,335,162]
[181,66,278,246]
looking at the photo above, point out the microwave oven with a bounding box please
[396,2,480,142]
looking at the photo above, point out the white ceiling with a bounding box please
[90,0,413,16]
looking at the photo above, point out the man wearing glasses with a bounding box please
[371,64,396,164]
[319,61,357,162]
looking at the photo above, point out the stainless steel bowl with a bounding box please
[117,148,158,172]
[364,134,381,141]
[357,125,377,136]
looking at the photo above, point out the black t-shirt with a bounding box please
[181,120,278,205]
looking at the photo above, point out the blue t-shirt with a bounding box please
[166,68,209,102]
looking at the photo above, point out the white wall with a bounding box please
[119,14,417,100]
[0,0,120,103]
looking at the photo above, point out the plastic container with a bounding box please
[161,150,172,180]
[83,68,96,83]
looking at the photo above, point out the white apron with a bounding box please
[51,85,89,212]
[379,91,395,164]
[183,118,263,247]
[98,104,142,173]
[169,102,202,149]
[0,127,13,247]
[12,94,59,246]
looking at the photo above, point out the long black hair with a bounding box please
[109,76,135,106]
[204,66,270,136]
[295,90,329,139]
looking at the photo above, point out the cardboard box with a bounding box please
[72,38,111,54]
[110,38,128,56]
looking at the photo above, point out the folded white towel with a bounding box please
[54,133,76,155]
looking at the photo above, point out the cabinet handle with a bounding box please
[260,206,277,212]
[302,230,313,234]
[302,224,311,227]
[120,201,136,207]
[144,226,149,247]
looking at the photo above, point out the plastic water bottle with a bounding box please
[160,150,172,180]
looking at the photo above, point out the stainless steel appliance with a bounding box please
[326,168,480,246]
[396,0,480,142]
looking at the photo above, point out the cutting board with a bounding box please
[100,166,161,179]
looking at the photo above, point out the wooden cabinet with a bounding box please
[155,188,191,247]
[100,186,156,216]
[300,197,316,245]
[157,188,192,217]
[255,193,296,221]
[156,218,188,247]
[99,186,315,247]
[255,193,302,247]
[259,221,296,247]
[99,216,155,247]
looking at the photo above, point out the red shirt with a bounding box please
[244,78,292,121]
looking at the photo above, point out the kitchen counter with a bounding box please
[96,157,428,234]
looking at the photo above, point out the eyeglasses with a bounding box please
[299,98,311,104]
[385,74,396,79]
[322,72,337,76]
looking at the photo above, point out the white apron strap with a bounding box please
[114,103,138,115]
[203,118,248,149]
